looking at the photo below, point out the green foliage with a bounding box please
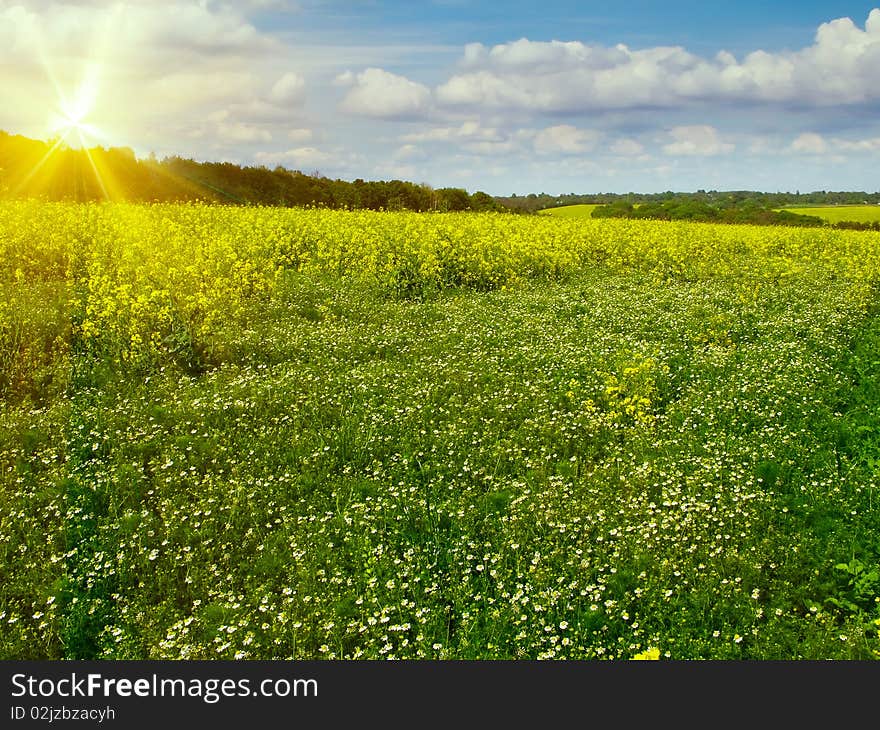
[499,189,880,215]
[591,199,826,227]
[826,559,880,616]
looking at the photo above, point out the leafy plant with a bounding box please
[826,559,880,617]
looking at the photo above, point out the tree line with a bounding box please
[4,130,879,227]
[590,199,827,227]
[498,189,880,215]
[0,131,506,212]
[589,198,880,230]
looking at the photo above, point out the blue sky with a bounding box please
[3,1,880,194]
[257,1,866,52]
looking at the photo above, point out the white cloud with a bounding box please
[401,127,455,143]
[436,9,880,113]
[337,68,431,119]
[375,163,420,180]
[463,140,517,155]
[217,121,272,143]
[610,138,645,156]
[401,120,501,143]
[746,136,776,155]
[436,70,543,109]
[255,146,332,168]
[287,128,313,143]
[790,132,828,154]
[143,71,259,109]
[392,144,425,161]
[399,122,531,158]
[831,136,880,152]
[663,125,734,156]
[17,1,272,66]
[269,72,305,105]
[462,37,628,74]
[238,0,301,11]
[533,125,599,154]
[402,122,651,162]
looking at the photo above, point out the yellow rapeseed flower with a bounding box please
[631,647,661,660]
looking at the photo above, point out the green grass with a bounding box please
[782,205,880,223]
[4,266,879,659]
[538,204,601,218]
[3,204,880,660]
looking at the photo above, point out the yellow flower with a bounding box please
[631,647,661,660]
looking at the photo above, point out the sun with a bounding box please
[15,10,132,201]
[48,81,103,148]
[53,113,101,148]
[21,68,128,202]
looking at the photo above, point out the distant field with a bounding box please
[539,204,600,218]
[783,205,880,223]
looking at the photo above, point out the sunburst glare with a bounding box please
[47,70,104,148]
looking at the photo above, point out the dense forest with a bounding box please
[0,131,505,212]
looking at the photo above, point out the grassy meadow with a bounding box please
[782,205,880,224]
[2,201,880,660]
[538,204,601,218]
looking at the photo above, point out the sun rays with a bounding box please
[46,64,104,147]
[9,6,134,201]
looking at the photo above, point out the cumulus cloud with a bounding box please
[401,120,501,143]
[399,121,660,162]
[663,125,734,156]
[336,68,431,119]
[255,146,333,168]
[436,70,541,109]
[144,71,260,110]
[392,144,425,161]
[255,146,366,177]
[463,140,518,155]
[790,132,828,154]
[533,125,599,154]
[269,72,306,105]
[287,128,313,143]
[375,163,420,180]
[461,38,629,73]
[436,9,880,113]
[398,122,528,157]
[216,121,272,143]
[0,1,271,59]
[833,136,880,152]
[610,138,645,156]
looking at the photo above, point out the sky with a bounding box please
[2,1,880,195]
